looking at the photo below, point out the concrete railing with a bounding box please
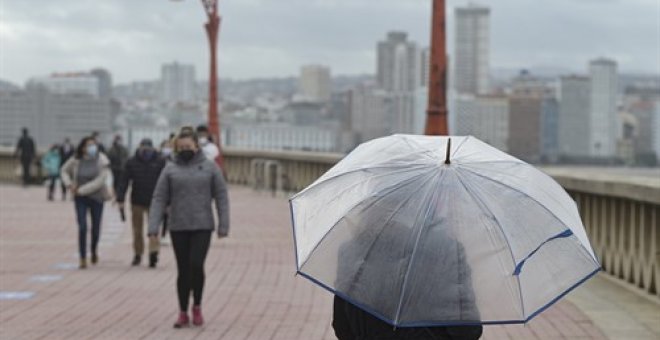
[1,148,658,300]
[544,168,660,301]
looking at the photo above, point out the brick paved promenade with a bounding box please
[0,185,657,339]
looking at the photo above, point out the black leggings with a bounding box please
[170,230,212,311]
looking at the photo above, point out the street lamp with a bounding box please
[425,0,449,136]
[171,0,224,170]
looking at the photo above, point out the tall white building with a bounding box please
[27,73,100,97]
[454,95,509,152]
[299,65,332,103]
[161,62,196,104]
[377,32,419,92]
[588,58,618,157]
[558,76,591,157]
[454,4,490,95]
[377,32,420,134]
[420,48,431,88]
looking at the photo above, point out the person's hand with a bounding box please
[70,185,78,195]
[148,234,158,242]
[217,231,228,239]
[117,202,125,209]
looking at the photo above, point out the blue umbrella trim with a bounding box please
[513,229,574,276]
[297,267,601,327]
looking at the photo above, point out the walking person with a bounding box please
[59,137,75,200]
[158,137,175,242]
[107,135,129,198]
[14,128,36,186]
[195,125,219,161]
[116,139,166,268]
[148,127,229,328]
[91,131,106,154]
[61,136,111,269]
[41,144,62,201]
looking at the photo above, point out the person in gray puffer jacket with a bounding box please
[147,126,229,329]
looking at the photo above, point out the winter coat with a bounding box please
[59,143,75,163]
[147,150,229,236]
[41,150,61,176]
[107,143,129,172]
[60,153,111,200]
[116,151,166,207]
[15,136,36,161]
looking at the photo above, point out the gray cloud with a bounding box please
[1,0,658,84]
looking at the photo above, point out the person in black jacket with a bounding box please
[117,138,166,267]
[15,128,36,186]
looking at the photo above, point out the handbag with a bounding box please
[100,170,115,201]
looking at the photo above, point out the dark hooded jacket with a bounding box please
[117,150,166,206]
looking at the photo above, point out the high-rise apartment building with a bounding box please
[377,32,420,134]
[588,58,618,157]
[299,65,332,103]
[454,4,490,95]
[558,76,591,157]
[161,61,196,104]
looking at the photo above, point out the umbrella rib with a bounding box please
[397,135,441,161]
[298,169,436,271]
[453,171,526,319]
[457,166,596,265]
[450,135,471,159]
[297,164,434,231]
[393,170,445,325]
[346,171,439,296]
[294,163,433,199]
[459,163,578,225]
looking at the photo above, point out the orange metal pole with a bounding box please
[203,1,224,170]
[425,0,449,136]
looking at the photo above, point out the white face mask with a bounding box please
[161,147,172,156]
[86,144,98,158]
[199,137,209,145]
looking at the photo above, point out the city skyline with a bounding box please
[1,0,659,84]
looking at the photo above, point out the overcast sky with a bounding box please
[1,0,659,84]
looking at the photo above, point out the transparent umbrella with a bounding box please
[290,134,600,327]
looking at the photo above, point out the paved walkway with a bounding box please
[0,185,657,339]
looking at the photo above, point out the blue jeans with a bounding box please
[74,196,104,259]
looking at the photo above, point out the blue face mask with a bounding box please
[87,144,98,158]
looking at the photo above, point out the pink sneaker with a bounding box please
[173,312,189,328]
[192,306,204,326]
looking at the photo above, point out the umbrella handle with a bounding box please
[445,138,452,165]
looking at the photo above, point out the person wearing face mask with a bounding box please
[195,125,220,161]
[148,126,229,328]
[60,136,111,269]
[160,137,174,161]
[116,139,167,268]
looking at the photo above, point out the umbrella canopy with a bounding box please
[290,135,600,327]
